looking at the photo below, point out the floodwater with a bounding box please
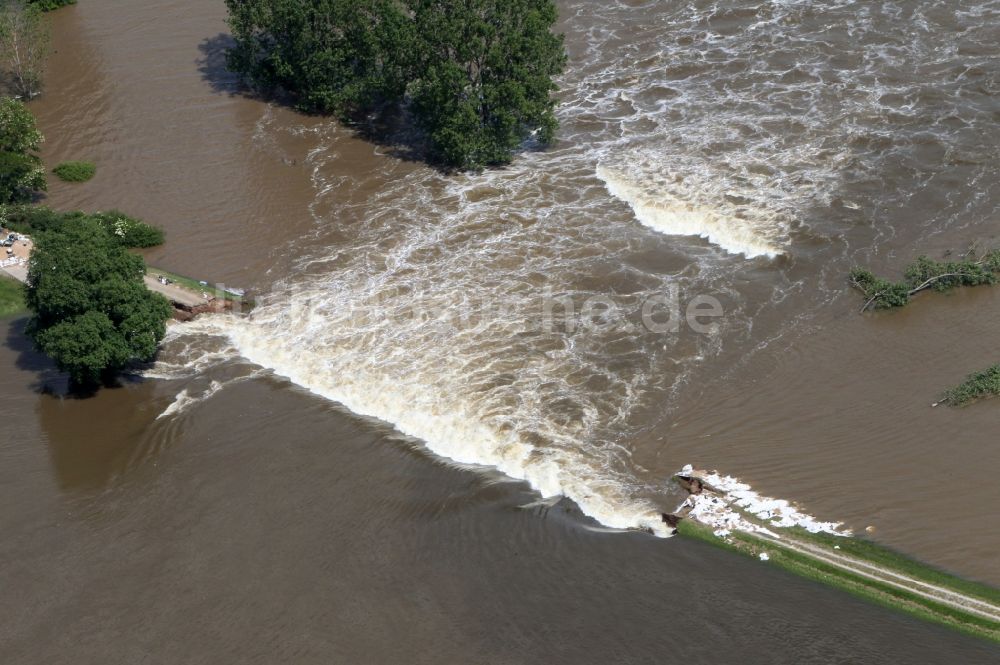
[2,0,999,661]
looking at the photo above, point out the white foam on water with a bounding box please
[157,387,201,419]
[151,0,1000,548]
[200,312,675,537]
[597,165,782,258]
[677,465,850,538]
[143,324,242,380]
[155,369,270,419]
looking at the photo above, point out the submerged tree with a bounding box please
[225,0,414,117]
[940,364,1000,407]
[25,217,172,385]
[0,96,45,202]
[0,1,51,99]
[850,247,1000,312]
[409,0,566,168]
[223,0,566,169]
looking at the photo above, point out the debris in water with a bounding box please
[668,466,850,538]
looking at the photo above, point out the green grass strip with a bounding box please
[780,526,1000,605]
[676,520,1000,642]
[146,266,250,304]
[0,274,26,318]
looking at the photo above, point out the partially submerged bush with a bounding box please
[848,268,911,309]
[90,210,164,248]
[903,255,999,291]
[52,160,95,182]
[0,205,164,248]
[850,249,1000,311]
[942,365,1000,407]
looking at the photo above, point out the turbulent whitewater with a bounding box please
[156,0,1000,537]
[597,165,783,258]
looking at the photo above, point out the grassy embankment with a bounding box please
[4,206,249,307]
[144,267,250,306]
[0,274,26,317]
[677,517,1000,642]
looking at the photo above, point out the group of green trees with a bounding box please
[0,93,169,386]
[4,204,165,247]
[0,200,173,385]
[24,217,172,385]
[2,201,173,385]
[224,0,566,169]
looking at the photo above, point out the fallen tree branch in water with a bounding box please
[850,246,1000,312]
[938,364,1000,407]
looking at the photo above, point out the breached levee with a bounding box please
[664,465,848,537]
[665,466,1000,642]
[185,314,674,538]
[162,312,1000,641]
[597,165,783,259]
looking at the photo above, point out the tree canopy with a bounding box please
[25,217,172,385]
[3,204,165,248]
[408,0,564,167]
[0,2,51,99]
[225,0,414,118]
[224,0,566,169]
[25,0,76,11]
[0,96,45,202]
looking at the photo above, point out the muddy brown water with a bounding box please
[2,1,999,662]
